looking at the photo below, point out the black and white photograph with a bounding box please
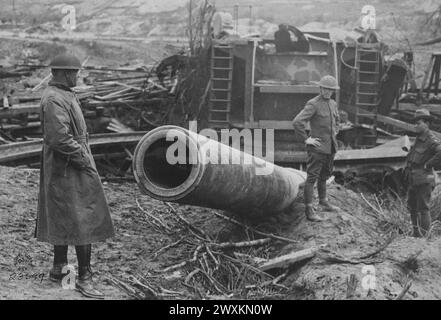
[1,0,441,305]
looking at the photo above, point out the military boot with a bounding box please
[319,199,339,212]
[305,204,324,222]
[420,211,432,237]
[412,226,422,238]
[76,266,104,299]
[318,181,339,212]
[410,212,422,238]
[49,263,68,282]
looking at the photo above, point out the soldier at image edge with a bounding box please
[404,108,441,237]
[293,75,341,222]
[35,53,115,299]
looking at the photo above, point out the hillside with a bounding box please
[1,0,440,41]
[2,0,440,78]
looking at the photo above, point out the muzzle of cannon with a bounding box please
[132,125,306,216]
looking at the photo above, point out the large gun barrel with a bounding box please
[132,126,306,216]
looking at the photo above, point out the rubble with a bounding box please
[0,52,186,176]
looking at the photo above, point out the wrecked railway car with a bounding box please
[191,30,410,187]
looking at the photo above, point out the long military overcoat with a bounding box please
[36,81,114,245]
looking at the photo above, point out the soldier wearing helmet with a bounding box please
[36,53,114,299]
[293,75,340,222]
[405,108,441,237]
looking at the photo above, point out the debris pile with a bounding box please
[95,182,441,300]
[0,55,190,176]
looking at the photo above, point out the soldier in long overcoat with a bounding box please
[36,54,114,298]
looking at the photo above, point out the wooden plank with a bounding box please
[335,146,408,161]
[373,135,411,151]
[265,51,328,56]
[256,120,293,129]
[0,104,40,117]
[259,247,319,271]
[0,132,147,164]
[360,111,441,139]
[273,145,408,164]
[346,107,417,133]
[274,150,406,171]
[94,87,132,100]
[85,98,166,108]
[0,122,41,130]
[257,84,320,94]
[365,114,416,132]
[399,103,441,114]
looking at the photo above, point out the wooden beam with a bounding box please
[265,51,328,57]
[335,146,408,161]
[0,122,41,130]
[0,132,147,164]
[257,84,320,94]
[360,111,441,139]
[358,112,417,133]
[259,247,319,271]
[274,144,408,164]
[256,120,293,129]
[372,135,411,151]
[398,103,441,114]
[345,105,416,132]
[0,104,40,117]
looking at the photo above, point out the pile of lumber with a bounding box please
[0,62,180,141]
[11,63,178,102]
[0,67,32,79]
[75,75,170,102]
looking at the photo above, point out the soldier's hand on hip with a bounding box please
[305,137,321,147]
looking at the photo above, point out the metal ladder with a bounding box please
[208,44,233,128]
[354,43,381,126]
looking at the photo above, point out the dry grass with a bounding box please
[107,201,288,300]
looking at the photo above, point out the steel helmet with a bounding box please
[49,54,81,70]
[318,75,340,90]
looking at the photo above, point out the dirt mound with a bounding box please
[270,184,441,300]
[1,165,441,300]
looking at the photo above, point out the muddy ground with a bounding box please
[1,165,441,300]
